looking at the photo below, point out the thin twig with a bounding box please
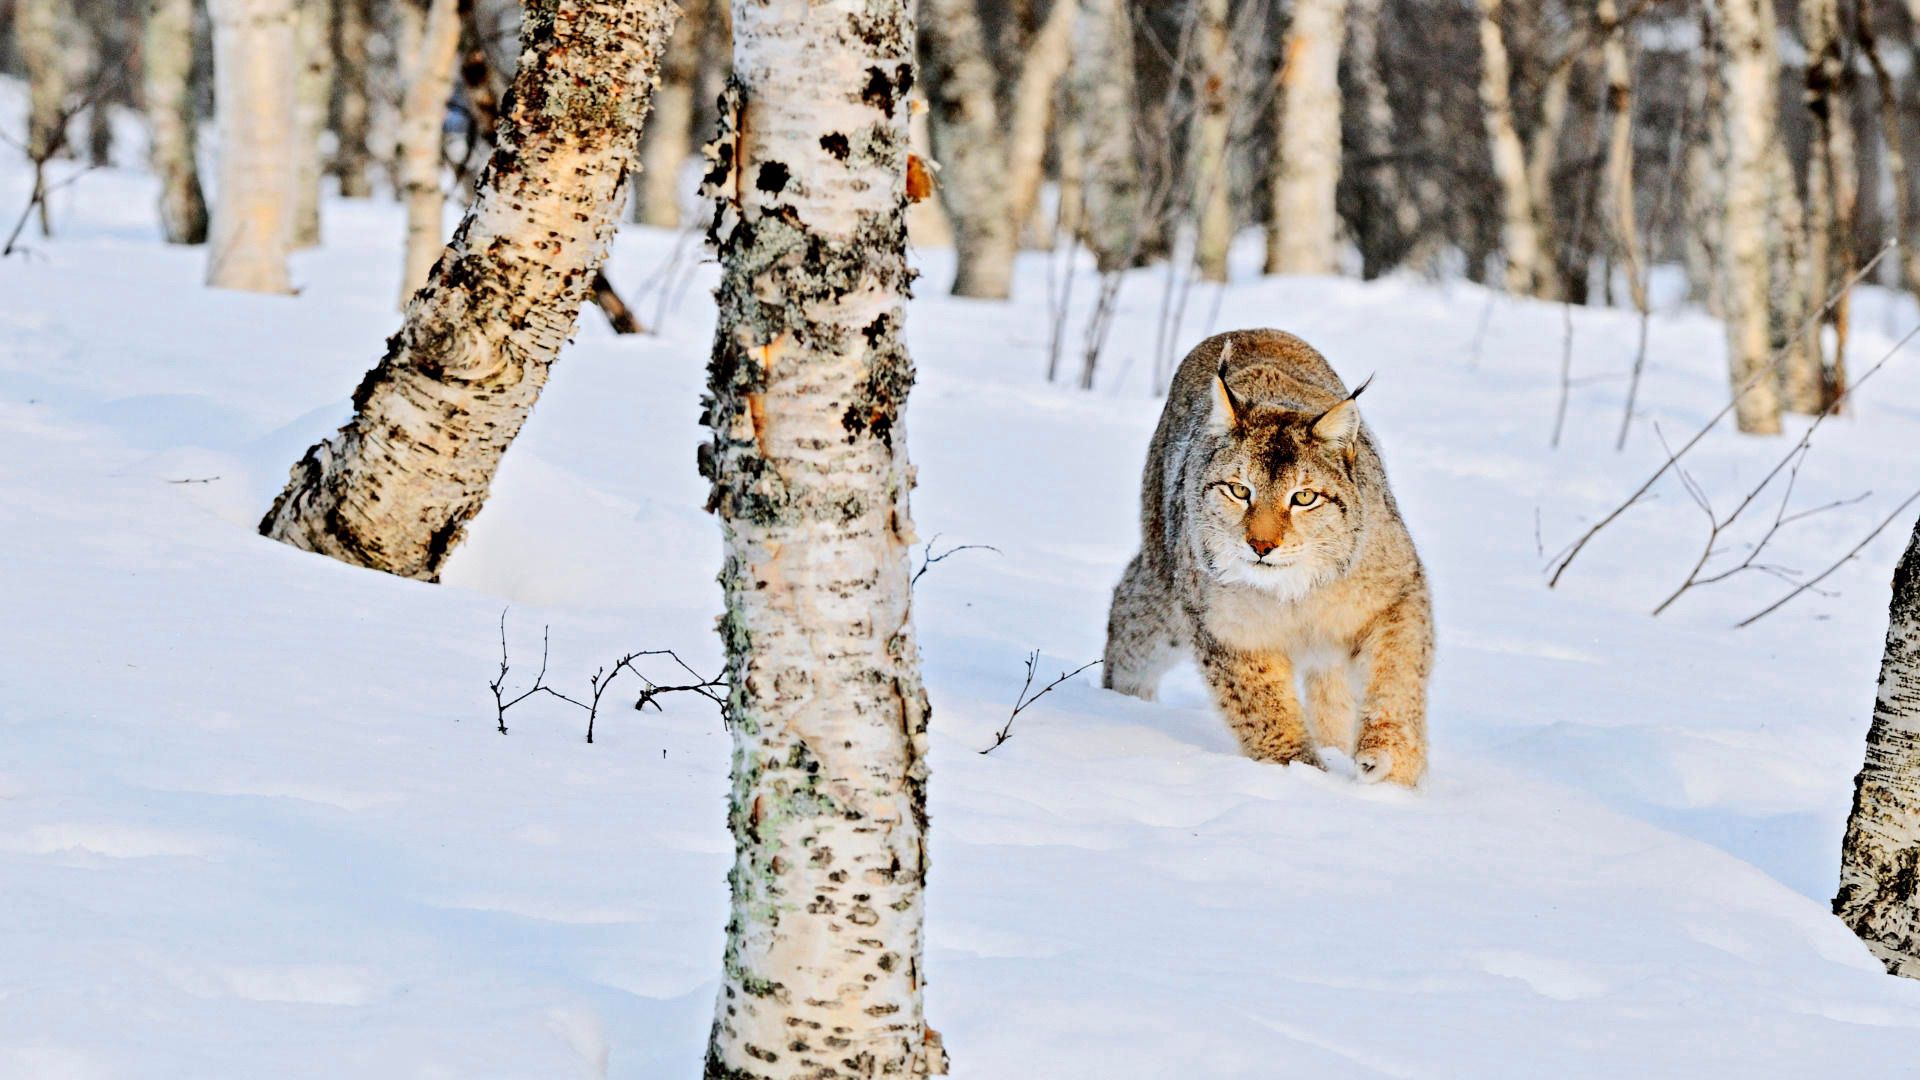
[1736,489,1920,627]
[912,533,1000,585]
[979,652,1100,754]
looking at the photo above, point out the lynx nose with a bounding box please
[1247,536,1277,558]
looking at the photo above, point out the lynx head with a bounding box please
[1193,354,1371,599]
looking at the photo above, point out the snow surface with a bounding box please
[9,132,1920,1078]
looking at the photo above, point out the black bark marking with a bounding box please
[755,161,790,194]
[820,132,850,160]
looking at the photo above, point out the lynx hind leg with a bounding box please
[1196,636,1319,767]
[1102,555,1184,701]
[1303,664,1360,759]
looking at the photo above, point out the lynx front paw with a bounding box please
[1354,745,1423,787]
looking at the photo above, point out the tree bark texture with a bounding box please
[697,0,941,1075]
[145,0,211,244]
[396,0,463,305]
[1475,0,1551,297]
[292,0,336,248]
[1718,0,1783,434]
[332,0,375,197]
[1836,519,1920,977]
[1068,0,1143,273]
[260,0,680,579]
[637,0,704,226]
[922,0,1015,297]
[1191,0,1233,283]
[1266,0,1348,275]
[207,0,297,293]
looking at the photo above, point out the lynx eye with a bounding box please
[1290,490,1320,508]
[1220,482,1251,501]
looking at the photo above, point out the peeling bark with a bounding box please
[1836,519,1920,977]
[396,0,462,305]
[260,0,681,579]
[699,1,941,1076]
[206,0,297,294]
[1266,0,1348,275]
[1718,0,1782,434]
[146,0,210,244]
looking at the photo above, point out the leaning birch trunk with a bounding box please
[1265,0,1348,275]
[1599,0,1646,314]
[1476,0,1551,297]
[206,0,297,293]
[260,0,680,579]
[636,0,702,226]
[396,0,462,305]
[1798,0,1855,412]
[1004,0,1078,249]
[291,0,335,247]
[1069,0,1143,273]
[1191,0,1234,283]
[146,0,210,244]
[1835,519,1920,977]
[699,0,942,1074]
[332,0,375,198]
[922,0,1014,298]
[1717,0,1782,434]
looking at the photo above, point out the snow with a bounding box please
[9,129,1920,1078]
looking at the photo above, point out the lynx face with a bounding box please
[1193,387,1365,600]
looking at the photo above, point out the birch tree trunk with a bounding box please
[1069,0,1143,273]
[1347,0,1415,279]
[1859,0,1917,295]
[146,0,210,244]
[1767,139,1814,416]
[1475,0,1552,297]
[396,0,462,305]
[1835,519,1920,977]
[1798,0,1856,412]
[1718,0,1782,434]
[1191,0,1234,283]
[923,0,1014,298]
[1005,0,1078,250]
[1598,0,1646,314]
[698,0,941,1074]
[260,0,680,579]
[636,0,703,226]
[332,0,375,198]
[1684,4,1727,313]
[206,0,297,294]
[21,0,69,167]
[1266,0,1348,275]
[290,0,335,247]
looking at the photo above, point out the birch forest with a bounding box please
[10,0,1920,1074]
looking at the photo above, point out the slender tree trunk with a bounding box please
[1860,0,1916,296]
[1476,0,1552,297]
[332,0,375,197]
[636,0,702,226]
[1799,0,1856,412]
[1684,4,1728,313]
[146,0,210,244]
[20,0,69,237]
[1768,139,1814,415]
[1347,0,1414,279]
[698,0,941,1075]
[1266,0,1348,274]
[207,0,297,293]
[291,0,335,247]
[1599,0,1646,314]
[1836,519,1920,977]
[1069,0,1143,273]
[1190,0,1233,283]
[260,0,680,579]
[922,0,1014,297]
[1005,0,1078,251]
[1718,0,1783,434]
[396,0,462,305]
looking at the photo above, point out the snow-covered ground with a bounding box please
[9,140,1920,1078]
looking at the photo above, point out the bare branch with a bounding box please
[1736,489,1920,627]
[979,651,1100,755]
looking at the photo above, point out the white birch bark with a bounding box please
[1683,4,1727,313]
[1836,520,1920,977]
[1191,0,1233,283]
[922,0,1014,297]
[146,0,210,244]
[291,0,335,247]
[20,0,69,166]
[1598,0,1646,315]
[332,0,374,197]
[1005,0,1078,250]
[1266,0,1348,275]
[396,0,462,305]
[637,0,703,226]
[1767,138,1812,416]
[260,0,680,579]
[1716,0,1781,434]
[206,0,297,294]
[698,0,941,1074]
[1069,0,1143,273]
[1475,0,1552,297]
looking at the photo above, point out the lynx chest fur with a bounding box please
[1102,330,1433,785]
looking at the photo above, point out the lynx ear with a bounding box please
[1210,342,1242,431]
[1310,374,1373,446]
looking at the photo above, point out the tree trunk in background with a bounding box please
[1266,0,1348,275]
[260,0,680,580]
[1599,0,1646,314]
[1191,0,1233,283]
[1476,0,1552,297]
[1684,4,1727,313]
[699,2,940,1074]
[1718,0,1782,434]
[1768,140,1815,416]
[1800,0,1855,412]
[1348,0,1416,279]
[1836,520,1920,977]
[207,0,296,293]
[395,0,462,305]
[1005,0,1077,250]
[146,0,210,244]
[1860,0,1917,293]
[636,0,703,226]
[20,0,68,236]
[332,0,374,198]
[291,0,336,248]
[1069,0,1143,273]
[923,0,1014,297]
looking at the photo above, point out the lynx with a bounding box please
[1103,330,1433,786]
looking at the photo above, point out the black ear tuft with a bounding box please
[1348,373,1375,402]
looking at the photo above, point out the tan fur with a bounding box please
[1103,329,1433,785]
